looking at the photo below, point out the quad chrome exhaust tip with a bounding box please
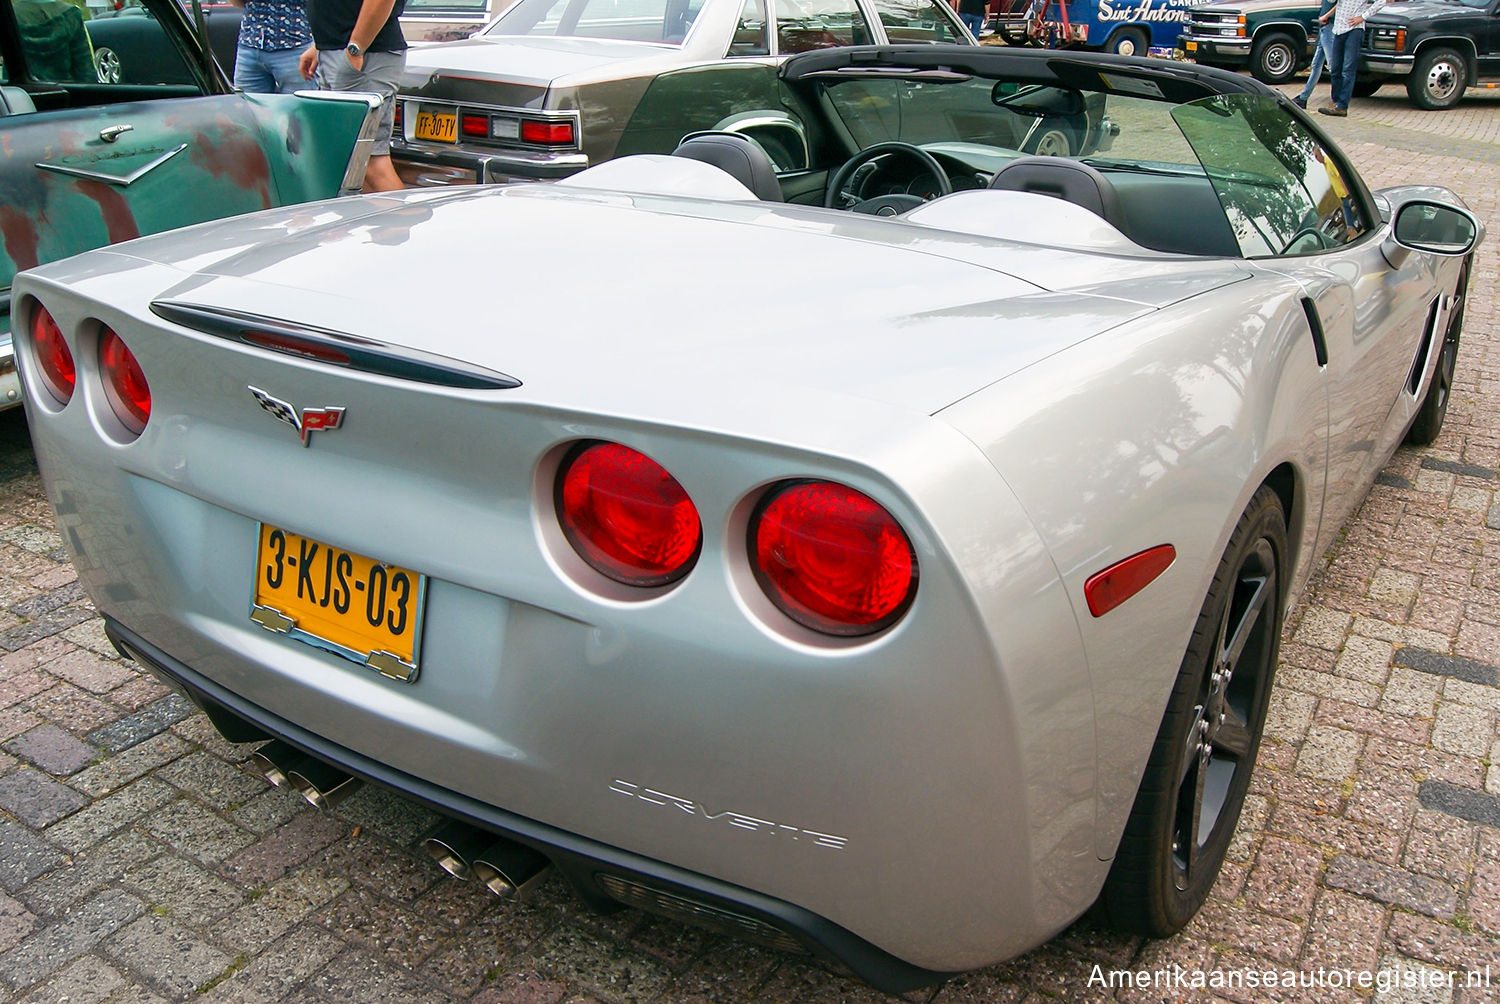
[249,740,361,809]
[424,822,550,899]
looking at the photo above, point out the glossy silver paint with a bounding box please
[11,155,1474,971]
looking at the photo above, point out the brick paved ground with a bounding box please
[0,82,1498,1004]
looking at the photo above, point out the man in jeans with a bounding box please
[1293,0,1335,109]
[229,0,311,94]
[298,0,406,191]
[1319,0,1384,116]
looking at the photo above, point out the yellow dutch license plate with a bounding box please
[1185,40,1197,51]
[415,109,458,143]
[251,525,426,682]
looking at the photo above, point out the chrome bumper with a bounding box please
[1363,53,1415,74]
[0,329,20,411]
[1178,35,1252,57]
[391,143,590,186]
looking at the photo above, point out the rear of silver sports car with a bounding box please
[10,194,1118,988]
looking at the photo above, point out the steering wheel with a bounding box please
[824,142,953,215]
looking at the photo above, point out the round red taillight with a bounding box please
[557,442,702,587]
[752,481,917,636]
[99,327,150,434]
[30,305,75,405]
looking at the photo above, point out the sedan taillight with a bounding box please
[751,481,917,636]
[31,305,76,406]
[99,327,150,434]
[557,442,702,587]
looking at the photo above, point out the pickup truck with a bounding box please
[1363,0,1500,108]
[1174,0,1319,83]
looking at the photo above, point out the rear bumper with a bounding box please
[108,617,947,993]
[390,143,589,186]
[0,330,20,411]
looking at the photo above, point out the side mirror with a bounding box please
[1391,199,1478,256]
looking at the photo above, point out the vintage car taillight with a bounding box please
[99,327,150,434]
[30,304,76,405]
[751,481,917,636]
[557,442,701,587]
[461,113,489,138]
[521,119,575,145]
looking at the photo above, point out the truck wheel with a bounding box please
[1351,79,1382,98]
[1249,33,1299,84]
[1105,27,1149,56]
[1407,47,1467,109]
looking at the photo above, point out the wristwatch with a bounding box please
[346,41,362,57]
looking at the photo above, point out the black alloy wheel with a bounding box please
[1100,486,1285,935]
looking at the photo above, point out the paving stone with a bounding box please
[8,582,86,621]
[85,695,194,754]
[42,776,178,855]
[0,607,98,653]
[1418,780,1500,827]
[169,715,256,763]
[69,733,190,799]
[24,683,119,734]
[1396,648,1500,687]
[0,709,42,747]
[2,724,97,777]
[0,889,144,990]
[317,831,444,902]
[229,786,308,836]
[0,896,38,956]
[101,913,231,997]
[155,752,266,810]
[1324,854,1459,919]
[11,954,126,1004]
[1432,702,1494,758]
[332,785,441,847]
[1336,635,1395,684]
[0,821,65,894]
[119,854,245,927]
[19,829,161,918]
[221,810,348,887]
[0,768,87,827]
[1371,954,1457,1004]
[310,949,456,1003]
[141,799,255,866]
[520,926,672,1004]
[1420,457,1495,480]
[214,865,350,955]
[37,649,135,696]
[1295,725,1362,783]
[199,925,346,1004]
[1244,837,1323,922]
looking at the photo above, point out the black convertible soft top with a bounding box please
[780,44,1278,103]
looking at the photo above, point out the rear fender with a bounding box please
[245,91,386,199]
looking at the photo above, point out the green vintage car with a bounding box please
[1175,0,1319,83]
[0,0,384,410]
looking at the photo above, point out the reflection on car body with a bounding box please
[10,45,1479,992]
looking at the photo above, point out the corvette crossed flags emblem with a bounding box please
[248,386,346,446]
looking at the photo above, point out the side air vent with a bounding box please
[1299,297,1328,368]
[1406,296,1442,396]
[150,301,521,391]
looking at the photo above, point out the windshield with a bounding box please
[483,0,705,42]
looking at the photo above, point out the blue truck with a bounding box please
[994,0,1203,56]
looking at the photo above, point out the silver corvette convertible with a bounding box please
[11,45,1479,990]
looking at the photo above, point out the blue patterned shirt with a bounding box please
[238,0,312,52]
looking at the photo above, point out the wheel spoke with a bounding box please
[1219,571,1269,671]
[1210,706,1254,760]
[1175,745,1208,887]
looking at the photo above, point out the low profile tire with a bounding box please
[1105,27,1149,56]
[1406,263,1469,446]
[1351,78,1383,98]
[1407,46,1467,109]
[1249,32,1298,84]
[1100,486,1286,935]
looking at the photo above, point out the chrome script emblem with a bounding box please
[609,779,848,850]
[249,386,345,447]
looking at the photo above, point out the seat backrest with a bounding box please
[988,156,1128,233]
[671,132,783,202]
[0,86,38,116]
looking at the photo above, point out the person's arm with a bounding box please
[67,7,95,81]
[345,0,398,67]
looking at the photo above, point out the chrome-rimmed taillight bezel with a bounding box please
[748,479,919,638]
[97,326,151,437]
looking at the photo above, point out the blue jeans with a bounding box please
[960,10,984,36]
[234,44,307,94]
[1326,26,1364,108]
[1296,23,1334,102]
